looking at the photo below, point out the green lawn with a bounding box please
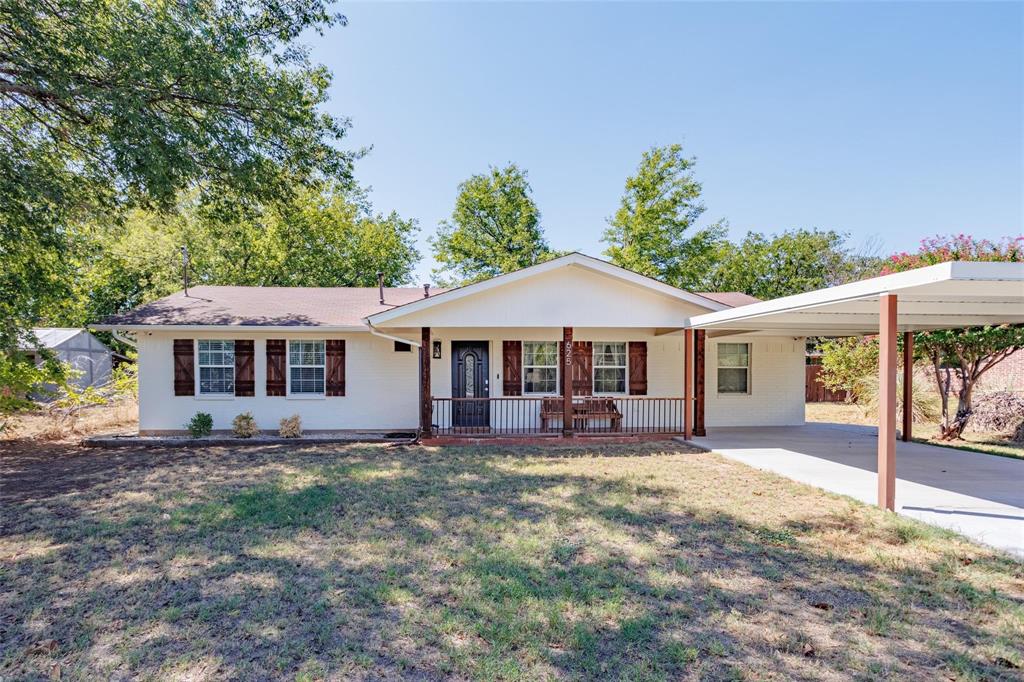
[2,441,1022,680]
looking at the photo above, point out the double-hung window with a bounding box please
[289,340,326,395]
[593,342,627,393]
[198,340,234,395]
[523,341,558,394]
[717,343,750,394]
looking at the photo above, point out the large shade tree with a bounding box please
[602,144,726,289]
[707,228,882,300]
[71,184,420,324]
[0,0,352,353]
[430,164,555,285]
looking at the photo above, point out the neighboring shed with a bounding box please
[19,328,115,390]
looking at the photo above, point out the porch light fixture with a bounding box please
[432,340,442,359]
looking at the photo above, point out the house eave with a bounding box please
[90,324,371,333]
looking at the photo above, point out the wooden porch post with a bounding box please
[562,327,573,436]
[694,329,706,437]
[420,326,432,438]
[878,295,898,511]
[902,331,913,442]
[683,329,693,439]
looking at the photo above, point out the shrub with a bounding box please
[855,373,941,426]
[279,414,302,438]
[817,337,878,401]
[187,412,213,438]
[232,411,259,438]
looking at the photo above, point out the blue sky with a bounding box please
[309,1,1023,284]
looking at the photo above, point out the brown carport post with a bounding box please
[902,331,914,442]
[878,295,898,511]
[683,329,693,439]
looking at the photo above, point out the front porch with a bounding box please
[431,396,690,436]
[417,326,708,438]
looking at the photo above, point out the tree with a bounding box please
[707,229,882,300]
[189,185,419,289]
[885,235,1024,440]
[817,336,878,398]
[430,164,555,285]
[602,144,727,289]
[67,184,420,324]
[0,0,351,353]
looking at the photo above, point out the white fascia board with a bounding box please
[365,252,728,326]
[90,324,370,333]
[689,262,962,329]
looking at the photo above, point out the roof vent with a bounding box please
[423,283,430,298]
[377,271,384,305]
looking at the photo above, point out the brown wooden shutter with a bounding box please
[502,341,522,396]
[266,339,286,396]
[572,341,593,396]
[234,340,255,396]
[326,339,346,396]
[628,342,648,395]
[173,339,194,396]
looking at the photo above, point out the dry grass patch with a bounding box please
[807,401,1024,459]
[2,400,138,442]
[1,440,1022,680]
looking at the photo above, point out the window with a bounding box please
[593,342,627,393]
[394,341,411,352]
[717,343,750,394]
[198,340,234,395]
[523,341,558,394]
[289,340,325,395]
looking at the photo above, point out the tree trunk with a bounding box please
[931,351,952,435]
[938,361,974,441]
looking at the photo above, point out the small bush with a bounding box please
[187,412,213,438]
[855,373,941,426]
[232,411,259,438]
[279,414,302,438]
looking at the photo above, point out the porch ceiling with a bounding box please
[689,261,1024,336]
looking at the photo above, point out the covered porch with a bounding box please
[362,254,751,439]
[416,326,708,438]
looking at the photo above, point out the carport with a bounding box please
[689,261,1024,512]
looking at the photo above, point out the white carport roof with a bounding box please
[689,261,1024,336]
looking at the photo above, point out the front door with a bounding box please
[452,341,489,428]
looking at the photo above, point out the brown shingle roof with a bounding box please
[696,292,761,307]
[98,286,442,328]
[97,283,757,329]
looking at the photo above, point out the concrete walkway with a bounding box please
[695,423,1024,558]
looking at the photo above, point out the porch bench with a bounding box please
[539,397,622,433]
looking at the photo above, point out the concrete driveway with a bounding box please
[695,423,1024,558]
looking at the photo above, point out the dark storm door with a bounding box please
[452,341,490,427]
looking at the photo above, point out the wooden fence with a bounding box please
[805,364,849,403]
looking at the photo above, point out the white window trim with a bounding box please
[522,340,560,395]
[194,339,235,399]
[592,341,628,396]
[286,339,327,399]
[716,342,752,396]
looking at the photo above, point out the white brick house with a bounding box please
[96,253,805,436]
